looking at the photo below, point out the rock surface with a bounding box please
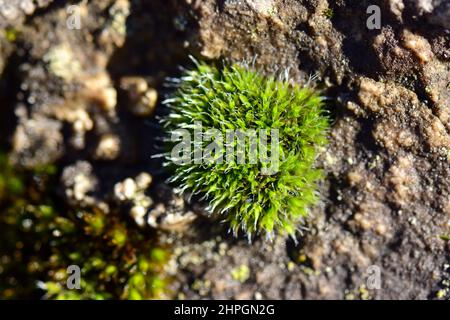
[0,0,449,299]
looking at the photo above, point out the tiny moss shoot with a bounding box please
[163,60,329,239]
[0,152,171,299]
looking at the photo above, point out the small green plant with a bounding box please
[162,59,329,239]
[4,28,20,42]
[322,8,334,19]
[440,226,450,241]
[0,151,171,300]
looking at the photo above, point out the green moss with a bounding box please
[322,8,334,19]
[0,153,25,197]
[163,59,329,239]
[4,28,19,43]
[0,152,171,300]
[231,264,250,283]
[440,226,450,241]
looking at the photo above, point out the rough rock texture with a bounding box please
[0,0,54,28]
[0,0,449,299]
